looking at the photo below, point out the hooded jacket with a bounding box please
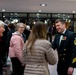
[9,31,24,63]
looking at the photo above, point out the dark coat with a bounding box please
[24,29,30,40]
[0,25,9,66]
[6,29,15,56]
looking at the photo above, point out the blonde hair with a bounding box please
[0,20,5,27]
[26,21,47,53]
[15,23,26,31]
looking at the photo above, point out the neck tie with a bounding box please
[59,35,63,46]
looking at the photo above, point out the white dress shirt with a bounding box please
[59,29,66,45]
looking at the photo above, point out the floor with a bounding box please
[4,64,58,75]
[5,57,58,75]
[5,35,58,75]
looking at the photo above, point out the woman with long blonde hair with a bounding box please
[22,21,57,75]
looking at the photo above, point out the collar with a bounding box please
[63,29,66,34]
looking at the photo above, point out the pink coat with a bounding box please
[9,32,24,63]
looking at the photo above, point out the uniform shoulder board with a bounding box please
[74,38,76,45]
[72,57,76,63]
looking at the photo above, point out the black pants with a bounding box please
[0,64,3,75]
[11,57,25,75]
[0,58,4,75]
[57,61,69,75]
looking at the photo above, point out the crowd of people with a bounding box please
[0,19,76,75]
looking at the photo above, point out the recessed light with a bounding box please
[72,11,75,13]
[2,9,5,12]
[38,10,42,12]
[40,4,47,6]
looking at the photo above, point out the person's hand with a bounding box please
[67,67,74,75]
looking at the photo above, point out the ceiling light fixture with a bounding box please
[2,9,5,12]
[38,10,42,12]
[40,4,47,6]
[3,16,5,18]
[72,11,75,13]
[37,13,39,16]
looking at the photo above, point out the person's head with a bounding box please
[31,21,47,39]
[55,19,66,33]
[4,19,10,25]
[0,20,5,37]
[26,21,47,52]
[15,23,26,34]
[8,23,15,30]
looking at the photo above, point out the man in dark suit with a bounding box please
[52,19,76,75]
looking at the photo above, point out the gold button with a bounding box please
[63,58,64,60]
[64,49,66,51]
[60,54,61,56]
[63,54,65,55]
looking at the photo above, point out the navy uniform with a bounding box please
[52,30,76,75]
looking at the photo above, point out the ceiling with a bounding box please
[0,0,76,13]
